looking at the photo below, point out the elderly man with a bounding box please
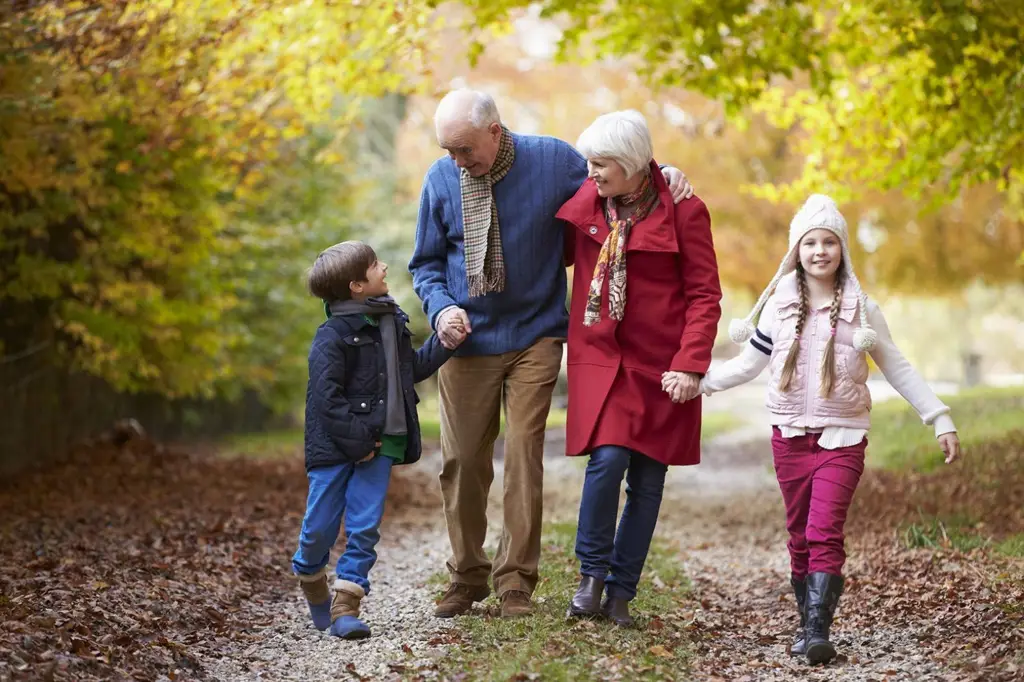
[410,89,692,618]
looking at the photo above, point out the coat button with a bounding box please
[353,336,360,342]
[589,226,598,235]
[378,399,384,405]
[360,402,367,408]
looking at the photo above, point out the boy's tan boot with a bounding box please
[331,579,365,621]
[329,579,371,639]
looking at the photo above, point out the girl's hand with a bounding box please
[938,432,961,464]
[662,371,700,403]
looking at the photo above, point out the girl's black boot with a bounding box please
[804,572,844,664]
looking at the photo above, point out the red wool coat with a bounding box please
[557,161,723,466]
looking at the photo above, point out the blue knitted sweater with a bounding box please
[409,133,588,356]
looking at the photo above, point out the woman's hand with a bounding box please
[661,371,701,403]
[938,432,961,464]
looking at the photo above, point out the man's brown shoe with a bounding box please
[434,583,490,618]
[500,590,533,618]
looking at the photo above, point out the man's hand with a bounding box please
[661,167,694,204]
[437,307,471,350]
[359,442,382,464]
[661,371,701,403]
[938,432,961,464]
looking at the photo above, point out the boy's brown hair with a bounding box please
[307,241,377,302]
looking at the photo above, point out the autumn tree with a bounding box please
[455,0,1024,223]
[0,1,435,402]
[396,7,1020,298]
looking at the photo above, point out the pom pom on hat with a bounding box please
[853,326,877,351]
[729,318,755,344]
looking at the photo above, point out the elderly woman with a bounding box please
[556,111,722,626]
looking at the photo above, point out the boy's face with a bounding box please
[350,259,389,299]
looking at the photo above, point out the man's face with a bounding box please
[437,121,502,177]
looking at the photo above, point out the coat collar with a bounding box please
[327,309,409,333]
[327,313,373,334]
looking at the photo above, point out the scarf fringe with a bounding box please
[468,271,506,298]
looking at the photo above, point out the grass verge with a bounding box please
[867,385,1024,472]
[217,427,304,459]
[430,522,693,681]
[701,411,744,441]
[898,512,991,553]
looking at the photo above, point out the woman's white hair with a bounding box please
[575,110,654,178]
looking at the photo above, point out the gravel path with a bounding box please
[198,411,1009,681]
[543,423,993,681]
[198,460,457,682]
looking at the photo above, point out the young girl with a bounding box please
[666,194,961,664]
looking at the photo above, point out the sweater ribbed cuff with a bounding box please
[932,414,957,438]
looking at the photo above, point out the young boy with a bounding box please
[292,241,465,639]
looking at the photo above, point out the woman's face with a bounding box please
[798,229,843,282]
[587,157,633,198]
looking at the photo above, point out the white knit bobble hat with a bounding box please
[728,194,877,351]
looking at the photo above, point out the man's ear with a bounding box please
[489,122,502,141]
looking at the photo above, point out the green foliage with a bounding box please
[995,534,1024,559]
[457,0,1024,219]
[432,522,693,681]
[900,512,990,553]
[868,385,1024,472]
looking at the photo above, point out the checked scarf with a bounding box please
[583,171,660,327]
[461,126,515,297]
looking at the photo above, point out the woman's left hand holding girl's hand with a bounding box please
[938,432,961,464]
[661,371,701,403]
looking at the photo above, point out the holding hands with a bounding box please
[661,371,702,403]
[437,307,471,350]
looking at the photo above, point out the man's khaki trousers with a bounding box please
[438,336,563,597]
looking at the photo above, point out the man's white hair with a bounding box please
[575,110,654,178]
[434,89,501,130]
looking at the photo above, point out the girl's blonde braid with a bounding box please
[778,266,809,393]
[820,270,845,397]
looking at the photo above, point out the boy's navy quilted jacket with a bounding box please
[304,308,451,471]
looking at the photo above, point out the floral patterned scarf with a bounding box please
[583,171,660,327]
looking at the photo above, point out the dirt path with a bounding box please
[3,411,1019,681]
[541,421,1021,681]
[198,470,456,682]
[663,436,1023,681]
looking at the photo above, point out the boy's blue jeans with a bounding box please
[292,455,393,593]
[575,445,668,600]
